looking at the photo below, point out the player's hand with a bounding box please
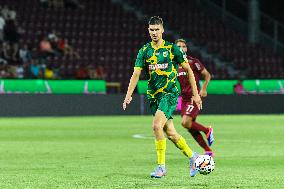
[123,96,132,110]
[192,95,202,110]
[199,89,207,97]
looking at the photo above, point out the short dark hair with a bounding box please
[175,38,187,45]
[148,16,163,26]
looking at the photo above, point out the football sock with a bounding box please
[175,136,193,158]
[189,129,211,151]
[191,121,209,134]
[155,139,166,165]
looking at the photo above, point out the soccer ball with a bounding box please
[194,155,215,175]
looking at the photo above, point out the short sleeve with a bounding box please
[172,44,188,65]
[134,47,145,70]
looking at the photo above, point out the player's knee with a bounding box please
[181,119,192,129]
[152,122,163,132]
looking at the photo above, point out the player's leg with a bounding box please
[153,109,168,164]
[150,94,179,178]
[164,119,199,177]
[153,110,168,140]
[192,121,214,146]
[149,99,168,178]
[160,95,194,157]
[182,114,213,153]
[181,111,193,129]
[181,100,206,132]
[181,100,214,146]
[189,128,214,157]
[150,110,168,178]
[164,119,193,158]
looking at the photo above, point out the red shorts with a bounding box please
[181,100,200,118]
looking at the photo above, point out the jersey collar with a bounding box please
[151,40,165,50]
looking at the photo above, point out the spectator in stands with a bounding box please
[48,30,59,41]
[58,38,80,59]
[58,63,67,79]
[44,64,55,79]
[47,31,64,56]
[233,79,246,95]
[1,5,16,20]
[64,0,83,9]
[0,64,8,78]
[75,64,89,79]
[0,43,8,64]
[1,5,9,20]
[39,0,50,8]
[29,59,42,79]
[39,37,56,58]
[15,65,24,79]
[19,44,32,63]
[88,64,96,79]
[94,65,106,80]
[6,65,17,78]
[0,43,7,62]
[0,13,5,41]
[7,9,16,21]
[0,56,7,64]
[3,20,21,61]
[2,42,16,63]
[0,57,7,65]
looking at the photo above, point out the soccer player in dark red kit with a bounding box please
[175,39,215,157]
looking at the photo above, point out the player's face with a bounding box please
[176,42,187,53]
[148,24,164,42]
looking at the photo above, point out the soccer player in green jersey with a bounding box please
[122,16,202,178]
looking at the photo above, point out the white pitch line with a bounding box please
[132,134,153,139]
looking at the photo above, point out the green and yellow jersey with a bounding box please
[135,40,188,99]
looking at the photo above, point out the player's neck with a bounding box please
[151,39,164,49]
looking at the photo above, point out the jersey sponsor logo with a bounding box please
[195,63,201,70]
[178,71,187,76]
[149,63,169,71]
[163,51,169,57]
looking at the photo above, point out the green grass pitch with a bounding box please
[0,115,283,188]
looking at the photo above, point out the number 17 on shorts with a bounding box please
[181,101,200,118]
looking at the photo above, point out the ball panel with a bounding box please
[194,155,215,175]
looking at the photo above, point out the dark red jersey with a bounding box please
[177,56,205,100]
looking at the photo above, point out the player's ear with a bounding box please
[161,26,164,33]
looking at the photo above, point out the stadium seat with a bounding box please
[2,0,283,93]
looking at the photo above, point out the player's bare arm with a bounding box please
[200,68,211,97]
[181,62,202,109]
[123,68,141,110]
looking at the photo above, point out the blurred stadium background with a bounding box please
[0,0,283,116]
[0,0,283,188]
